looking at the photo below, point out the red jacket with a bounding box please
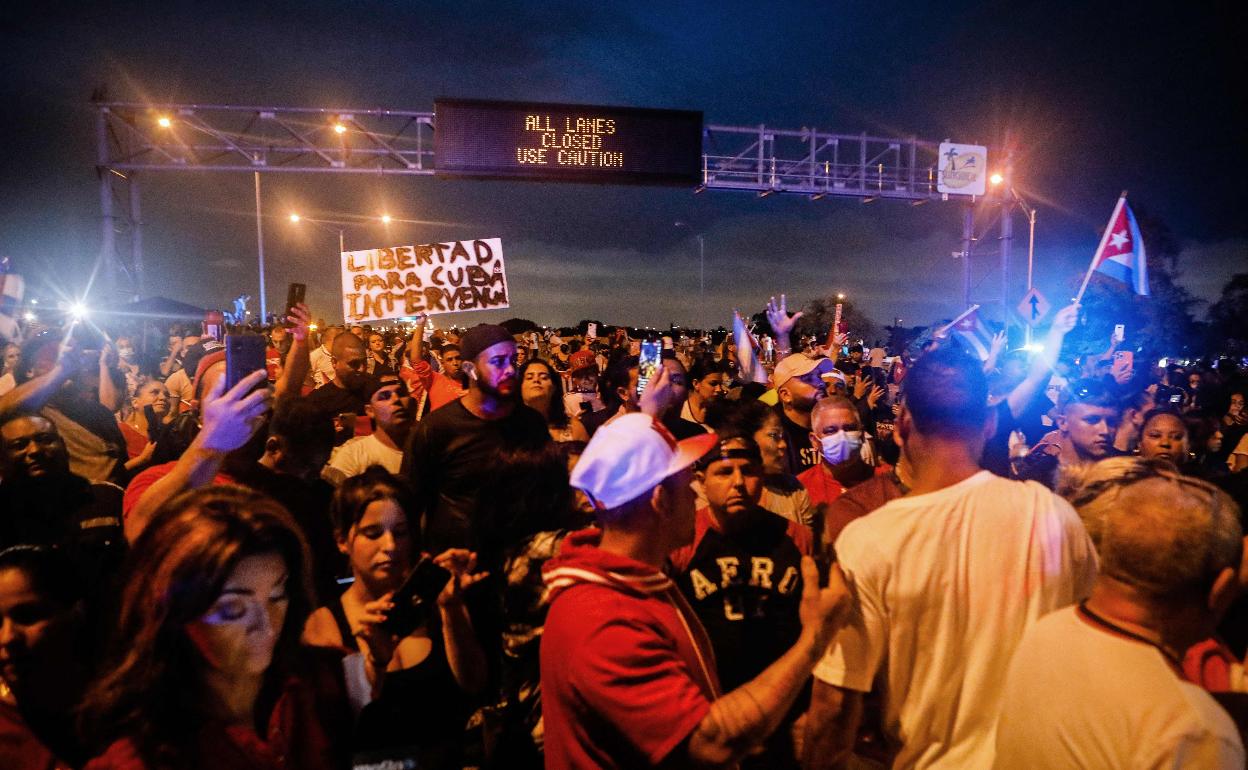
[540,528,721,770]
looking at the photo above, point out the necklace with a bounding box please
[1077,601,1182,671]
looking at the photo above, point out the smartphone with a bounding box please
[379,556,451,637]
[637,339,661,397]
[285,283,306,324]
[1112,324,1125,343]
[224,334,267,391]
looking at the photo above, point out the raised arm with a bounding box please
[96,342,125,412]
[124,369,271,540]
[1005,304,1077,419]
[273,303,311,403]
[0,341,76,418]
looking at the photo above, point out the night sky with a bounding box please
[1,1,1244,330]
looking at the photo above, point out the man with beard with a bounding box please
[325,373,413,481]
[0,412,125,587]
[402,324,550,552]
[772,353,838,474]
[306,330,372,445]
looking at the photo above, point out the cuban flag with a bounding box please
[0,268,24,342]
[732,311,769,384]
[1090,194,1149,296]
[950,305,995,361]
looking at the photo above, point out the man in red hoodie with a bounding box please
[541,380,852,770]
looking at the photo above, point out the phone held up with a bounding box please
[637,339,662,398]
[224,334,268,392]
[379,556,452,637]
[285,283,306,325]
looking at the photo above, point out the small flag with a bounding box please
[951,306,995,361]
[733,311,769,384]
[1089,194,1149,296]
[0,266,24,342]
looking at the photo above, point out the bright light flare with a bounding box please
[69,302,89,320]
[836,292,846,300]
[156,116,172,128]
[1022,343,1045,354]
[333,123,347,134]
[289,213,301,223]
[380,214,392,224]
[989,172,1005,186]
[23,312,36,322]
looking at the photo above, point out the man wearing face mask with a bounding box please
[798,396,878,513]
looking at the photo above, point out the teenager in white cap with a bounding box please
[540,367,852,770]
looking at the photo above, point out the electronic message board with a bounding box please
[434,99,703,185]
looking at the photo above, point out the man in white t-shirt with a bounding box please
[803,347,1098,770]
[308,326,340,389]
[995,458,1244,769]
[324,373,413,482]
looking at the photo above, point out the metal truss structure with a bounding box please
[701,124,947,201]
[94,100,1012,326]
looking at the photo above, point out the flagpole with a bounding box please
[1073,191,1128,306]
[936,304,981,339]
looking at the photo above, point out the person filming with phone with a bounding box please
[302,467,487,770]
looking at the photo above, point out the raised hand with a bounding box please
[198,369,271,452]
[433,549,490,608]
[354,591,400,666]
[766,294,804,340]
[1050,304,1078,337]
[988,331,1007,359]
[286,302,311,342]
[798,557,852,653]
[866,384,886,410]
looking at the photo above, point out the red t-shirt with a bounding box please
[123,462,234,520]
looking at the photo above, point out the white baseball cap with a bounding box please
[570,413,718,510]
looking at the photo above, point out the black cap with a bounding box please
[459,324,515,362]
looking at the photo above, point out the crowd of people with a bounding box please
[1,293,1246,769]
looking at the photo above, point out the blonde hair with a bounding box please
[1064,457,1241,603]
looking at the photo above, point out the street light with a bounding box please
[156,116,172,128]
[989,172,1004,186]
[673,222,705,304]
[836,292,846,300]
[289,213,301,223]
[380,214,392,224]
[333,123,347,134]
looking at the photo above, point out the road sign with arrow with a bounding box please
[1017,287,1051,326]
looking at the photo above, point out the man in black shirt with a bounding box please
[0,412,125,587]
[305,331,371,444]
[771,353,836,474]
[402,324,549,552]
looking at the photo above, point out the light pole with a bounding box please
[673,222,705,304]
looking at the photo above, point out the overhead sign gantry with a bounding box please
[93,97,1009,325]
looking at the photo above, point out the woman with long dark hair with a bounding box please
[80,486,351,770]
[519,359,588,443]
[301,466,487,769]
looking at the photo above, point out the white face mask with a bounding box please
[819,430,863,465]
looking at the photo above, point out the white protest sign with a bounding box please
[341,238,509,324]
